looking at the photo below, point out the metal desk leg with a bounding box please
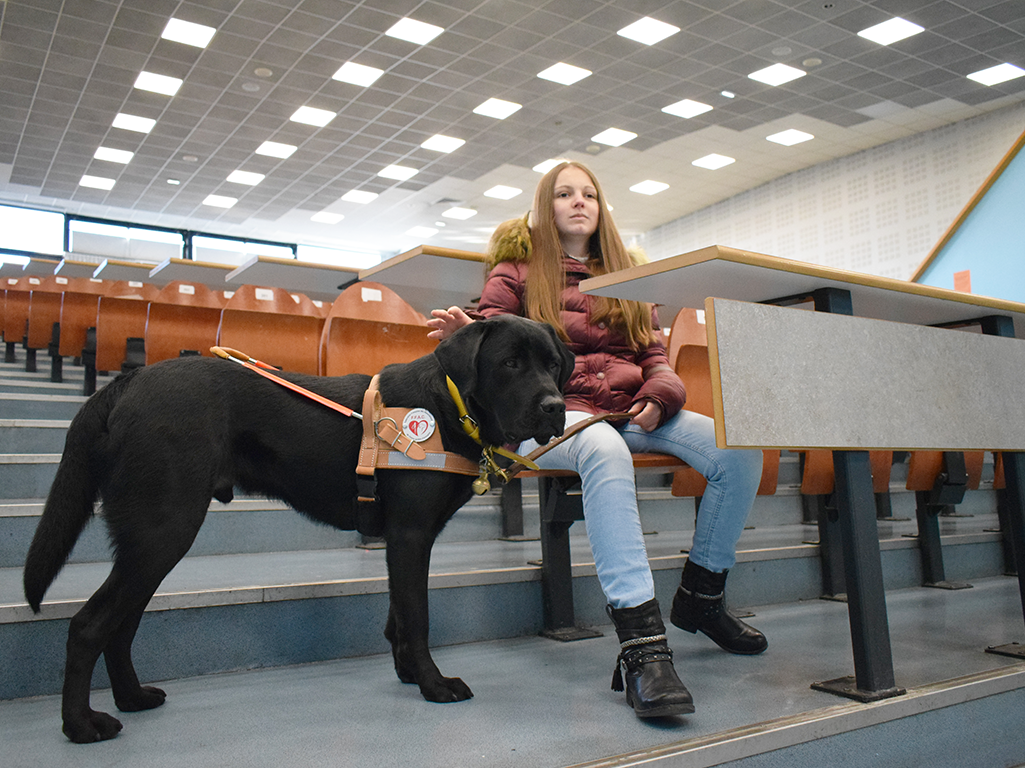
[812,450,905,702]
[987,452,1025,659]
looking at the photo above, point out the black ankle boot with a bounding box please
[670,560,768,655]
[608,599,695,718]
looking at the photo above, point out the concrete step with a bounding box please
[0,512,1009,700]
[2,579,1024,768]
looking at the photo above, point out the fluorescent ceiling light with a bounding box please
[767,129,815,146]
[533,159,563,174]
[406,226,439,238]
[473,98,522,119]
[378,164,418,181]
[591,127,637,147]
[385,17,443,45]
[203,194,237,208]
[629,180,669,196]
[94,147,134,164]
[662,98,713,119]
[79,175,115,190]
[341,190,378,204]
[311,212,344,224]
[748,63,805,86]
[617,17,679,45]
[332,61,384,87]
[484,185,522,200]
[161,18,216,48]
[692,153,735,170]
[537,62,592,85]
[226,170,265,186]
[112,113,155,133]
[134,71,183,96]
[256,140,297,159]
[857,17,924,46]
[967,63,1025,86]
[167,178,180,185]
[290,106,336,127]
[442,207,477,220]
[421,134,465,153]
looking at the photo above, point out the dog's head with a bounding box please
[435,315,573,446]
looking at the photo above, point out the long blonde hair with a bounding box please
[485,161,658,350]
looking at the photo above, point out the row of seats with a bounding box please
[1,274,436,389]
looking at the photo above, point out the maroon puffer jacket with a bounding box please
[476,257,686,426]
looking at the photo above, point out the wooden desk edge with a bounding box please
[359,244,484,280]
[581,244,1025,317]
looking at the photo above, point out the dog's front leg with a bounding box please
[384,527,473,703]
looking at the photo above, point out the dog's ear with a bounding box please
[544,323,576,389]
[434,320,490,394]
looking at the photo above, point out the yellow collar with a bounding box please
[446,377,539,473]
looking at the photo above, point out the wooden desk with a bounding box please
[93,259,157,284]
[581,244,1025,702]
[581,245,1025,336]
[148,258,233,289]
[54,259,101,279]
[21,258,61,277]
[226,255,359,303]
[359,245,485,317]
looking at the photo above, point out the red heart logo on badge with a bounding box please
[409,419,428,437]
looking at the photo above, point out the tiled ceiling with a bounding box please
[0,0,1023,260]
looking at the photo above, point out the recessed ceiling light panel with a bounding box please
[79,175,115,190]
[767,129,815,146]
[341,190,379,204]
[406,226,439,238]
[134,71,183,96]
[967,62,1025,86]
[533,159,563,174]
[748,63,805,86]
[617,17,680,45]
[629,180,669,195]
[378,164,418,181]
[311,212,344,224]
[112,113,155,133]
[692,153,735,170]
[94,147,134,164]
[385,17,443,45]
[226,170,265,186]
[591,128,637,147]
[256,141,297,159]
[473,98,522,119]
[332,61,384,87]
[161,18,216,48]
[202,194,237,208]
[484,185,522,200]
[662,98,713,119]
[537,62,592,85]
[290,106,336,127]
[442,207,477,220]
[857,17,924,45]
[421,134,465,153]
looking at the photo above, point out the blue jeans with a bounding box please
[519,410,763,609]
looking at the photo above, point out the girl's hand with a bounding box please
[427,306,474,340]
[627,400,662,432]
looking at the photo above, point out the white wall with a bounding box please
[636,102,1025,281]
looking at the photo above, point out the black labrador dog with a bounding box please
[23,315,573,743]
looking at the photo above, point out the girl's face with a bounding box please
[552,166,600,242]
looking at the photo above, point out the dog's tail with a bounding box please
[23,376,127,612]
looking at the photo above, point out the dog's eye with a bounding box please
[503,358,520,369]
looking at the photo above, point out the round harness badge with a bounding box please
[402,408,436,443]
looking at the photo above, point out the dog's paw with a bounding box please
[115,685,167,712]
[63,709,124,743]
[420,676,474,703]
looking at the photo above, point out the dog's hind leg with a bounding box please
[104,600,167,713]
[61,498,207,743]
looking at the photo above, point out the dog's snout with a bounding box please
[540,395,566,416]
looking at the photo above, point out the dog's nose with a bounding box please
[540,396,566,416]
